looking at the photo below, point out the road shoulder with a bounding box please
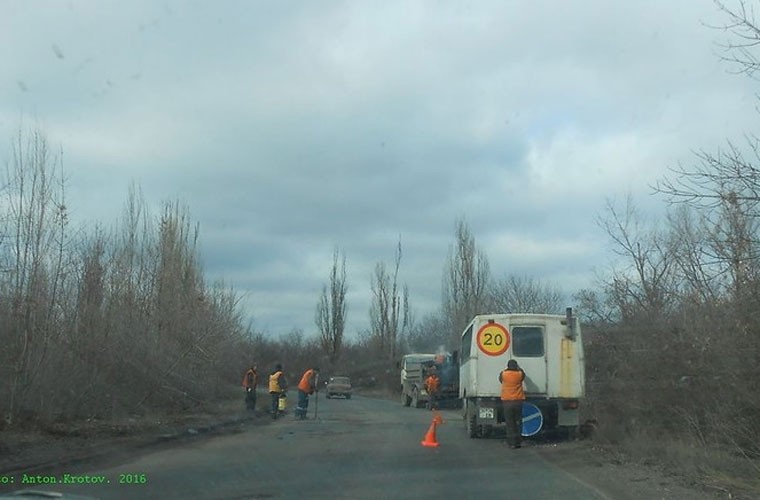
[0,396,266,477]
[536,441,723,500]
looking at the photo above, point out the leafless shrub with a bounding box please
[0,128,250,426]
[585,191,760,492]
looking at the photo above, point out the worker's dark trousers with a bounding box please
[295,390,309,419]
[270,393,280,419]
[245,389,256,411]
[427,392,438,410]
[502,400,524,447]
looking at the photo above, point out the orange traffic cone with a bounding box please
[421,414,444,448]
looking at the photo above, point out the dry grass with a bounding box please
[0,386,256,474]
[590,428,760,499]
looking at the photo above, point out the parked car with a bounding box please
[325,376,352,399]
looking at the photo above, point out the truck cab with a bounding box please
[459,308,585,438]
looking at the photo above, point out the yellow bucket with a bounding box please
[278,394,287,411]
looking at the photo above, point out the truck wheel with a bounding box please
[402,392,411,407]
[411,388,420,408]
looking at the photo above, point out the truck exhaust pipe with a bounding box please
[565,307,577,338]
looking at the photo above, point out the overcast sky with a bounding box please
[2,1,758,338]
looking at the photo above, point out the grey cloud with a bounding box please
[3,0,759,337]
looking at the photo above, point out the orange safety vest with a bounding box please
[298,369,316,394]
[424,375,440,393]
[499,369,525,401]
[269,371,283,393]
[242,368,258,389]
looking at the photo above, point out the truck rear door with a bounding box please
[510,324,548,395]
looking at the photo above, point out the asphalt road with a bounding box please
[0,394,643,499]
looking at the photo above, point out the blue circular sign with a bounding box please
[521,403,543,437]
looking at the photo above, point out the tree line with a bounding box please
[0,127,249,427]
[575,1,760,482]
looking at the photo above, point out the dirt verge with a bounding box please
[537,439,759,500]
[0,395,265,477]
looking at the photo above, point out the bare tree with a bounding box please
[665,206,722,303]
[655,142,760,210]
[596,196,678,323]
[489,275,563,314]
[442,218,490,346]
[573,287,616,327]
[368,240,409,361]
[653,0,760,375]
[316,248,347,364]
[655,3,760,292]
[664,191,760,303]
[1,124,70,424]
[403,312,447,353]
[712,0,760,79]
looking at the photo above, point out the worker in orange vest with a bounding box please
[269,364,287,420]
[241,364,259,412]
[424,367,441,411]
[295,367,320,420]
[499,359,526,449]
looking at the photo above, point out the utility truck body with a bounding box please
[459,308,585,438]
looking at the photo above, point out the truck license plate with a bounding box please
[479,407,494,419]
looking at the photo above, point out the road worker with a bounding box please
[269,364,287,419]
[424,367,441,411]
[498,359,526,449]
[295,367,320,420]
[242,364,259,412]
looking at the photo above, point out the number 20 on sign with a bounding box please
[476,322,510,356]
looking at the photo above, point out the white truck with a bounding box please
[459,308,585,439]
[400,353,436,408]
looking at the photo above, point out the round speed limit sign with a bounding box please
[476,322,510,356]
